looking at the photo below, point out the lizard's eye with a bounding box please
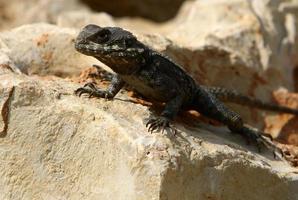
[94,30,110,43]
[99,31,108,39]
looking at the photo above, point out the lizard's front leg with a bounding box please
[146,95,184,133]
[75,74,125,99]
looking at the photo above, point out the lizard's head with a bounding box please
[75,24,147,74]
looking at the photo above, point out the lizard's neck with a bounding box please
[94,48,149,75]
[95,56,141,75]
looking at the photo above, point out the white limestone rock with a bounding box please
[0,23,99,77]
[0,69,297,200]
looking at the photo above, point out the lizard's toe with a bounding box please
[83,82,98,90]
[146,116,170,133]
[74,88,86,97]
[75,82,104,98]
[74,87,93,97]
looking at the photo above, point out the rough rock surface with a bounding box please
[265,89,298,143]
[0,23,98,77]
[0,0,89,31]
[159,0,298,106]
[1,0,298,200]
[0,66,297,200]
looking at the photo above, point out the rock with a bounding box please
[0,40,21,74]
[265,89,298,143]
[0,0,89,31]
[0,23,100,77]
[0,68,297,200]
[165,0,297,94]
[57,12,116,29]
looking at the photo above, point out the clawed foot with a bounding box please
[241,125,284,160]
[146,116,176,134]
[242,128,294,165]
[255,134,284,159]
[75,82,107,98]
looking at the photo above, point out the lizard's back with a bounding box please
[120,50,197,105]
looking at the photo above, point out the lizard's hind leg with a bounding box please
[193,87,282,156]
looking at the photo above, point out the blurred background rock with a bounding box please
[0,0,188,31]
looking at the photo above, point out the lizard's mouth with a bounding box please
[75,40,116,55]
[75,34,128,53]
[75,40,144,58]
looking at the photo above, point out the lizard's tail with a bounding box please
[203,86,298,115]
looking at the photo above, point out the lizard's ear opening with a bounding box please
[125,38,134,47]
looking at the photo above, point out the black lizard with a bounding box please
[74,24,298,157]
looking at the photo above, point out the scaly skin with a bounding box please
[74,24,298,160]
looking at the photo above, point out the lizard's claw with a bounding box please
[83,82,97,90]
[74,87,90,97]
[75,82,105,98]
[146,116,170,133]
[255,134,284,159]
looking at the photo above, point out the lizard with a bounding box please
[74,24,298,159]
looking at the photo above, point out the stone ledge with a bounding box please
[0,70,297,200]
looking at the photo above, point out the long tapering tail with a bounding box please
[202,86,298,115]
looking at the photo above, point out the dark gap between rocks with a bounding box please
[293,66,298,92]
[79,0,186,22]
